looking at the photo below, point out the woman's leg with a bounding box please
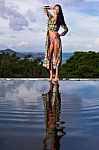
[54,39,59,64]
[54,66,59,81]
[49,62,53,80]
[53,39,59,81]
[49,42,54,60]
[49,43,54,80]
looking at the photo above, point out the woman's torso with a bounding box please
[48,17,59,39]
[49,30,58,38]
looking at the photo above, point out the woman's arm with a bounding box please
[60,24,68,36]
[44,6,54,19]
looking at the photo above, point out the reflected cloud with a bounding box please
[59,81,99,99]
[0,80,49,105]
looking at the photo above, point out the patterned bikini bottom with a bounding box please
[50,36,58,45]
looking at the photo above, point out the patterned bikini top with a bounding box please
[47,12,68,35]
[47,13,59,32]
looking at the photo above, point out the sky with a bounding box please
[0,0,99,52]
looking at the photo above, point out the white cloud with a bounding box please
[95,38,99,46]
[86,44,93,49]
[18,41,28,47]
[9,15,29,31]
[0,0,29,31]
[0,0,99,52]
[62,8,99,51]
[25,9,36,22]
[0,0,6,17]
[0,31,4,35]
[85,0,99,1]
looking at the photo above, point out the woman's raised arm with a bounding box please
[44,6,54,19]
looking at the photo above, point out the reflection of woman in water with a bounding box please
[42,81,65,150]
[43,4,68,81]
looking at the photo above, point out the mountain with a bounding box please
[0,49,44,59]
[0,49,24,57]
[0,49,73,63]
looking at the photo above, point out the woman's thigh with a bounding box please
[49,43,54,54]
[54,38,59,53]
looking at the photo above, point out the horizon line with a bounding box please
[0,48,98,53]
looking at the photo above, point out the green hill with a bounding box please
[59,51,99,78]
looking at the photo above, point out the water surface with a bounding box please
[0,80,99,150]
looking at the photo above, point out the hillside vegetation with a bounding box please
[59,51,99,78]
[0,53,49,78]
[0,51,99,78]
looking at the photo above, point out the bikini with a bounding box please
[50,36,57,45]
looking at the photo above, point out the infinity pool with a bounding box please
[0,80,99,150]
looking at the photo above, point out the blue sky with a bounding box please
[0,0,99,52]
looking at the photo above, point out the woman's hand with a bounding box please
[44,6,50,9]
[44,6,54,10]
[57,33,60,38]
[60,32,65,36]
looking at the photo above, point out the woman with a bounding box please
[43,4,68,81]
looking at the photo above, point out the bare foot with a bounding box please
[49,77,52,81]
[53,77,59,82]
[49,74,53,81]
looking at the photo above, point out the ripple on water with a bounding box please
[0,80,99,150]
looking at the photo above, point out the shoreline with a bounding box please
[0,78,99,81]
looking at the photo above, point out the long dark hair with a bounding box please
[54,4,66,28]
